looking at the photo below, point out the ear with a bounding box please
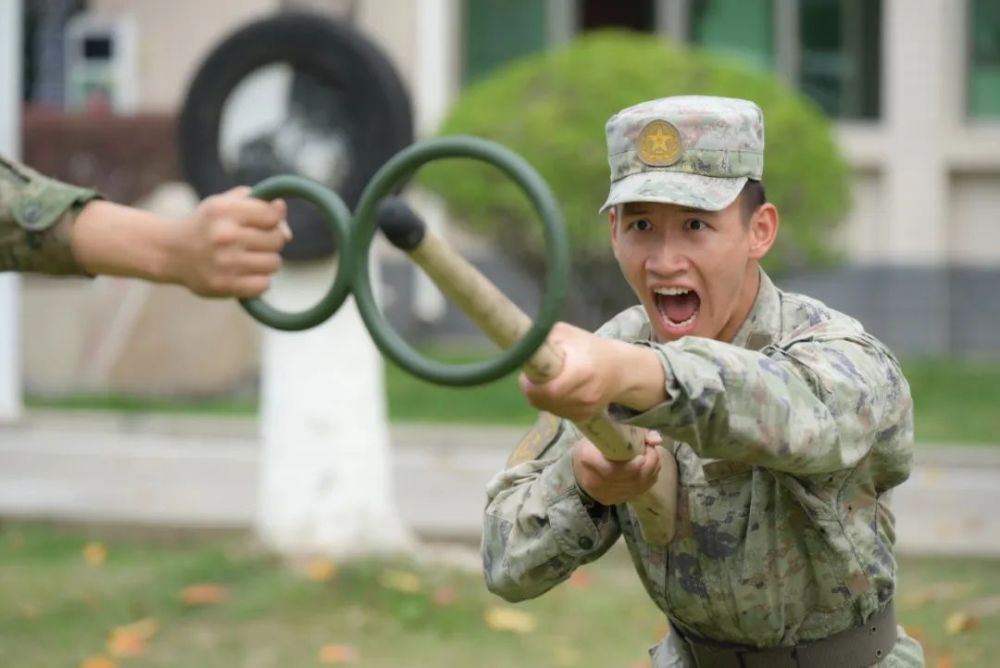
[747,202,779,260]
[609,206,622,259]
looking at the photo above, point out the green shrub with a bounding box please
[418,31,850,326]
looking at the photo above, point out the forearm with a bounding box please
[483,441,619,601]
[605,339,668,412]
[616,336,899,474]
[71,200,175,281]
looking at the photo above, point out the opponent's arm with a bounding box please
[72,190,290,297]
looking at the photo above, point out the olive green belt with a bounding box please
[670,600,897,668]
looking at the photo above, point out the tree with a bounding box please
[420,31,850,327]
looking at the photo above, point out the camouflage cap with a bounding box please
[600,95,764,213]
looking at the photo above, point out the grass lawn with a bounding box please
[1,523,998,668]
[902,358,1000,444]
[25,354,1000,444]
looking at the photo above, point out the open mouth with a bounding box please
[653,287,701,335]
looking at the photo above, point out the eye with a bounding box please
[685,218,709,232]
[630,218,653,232]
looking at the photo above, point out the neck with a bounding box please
[718,264,761,343]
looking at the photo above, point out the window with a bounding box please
[579,0,655,33]
[970,0,1000,118]
[799,0,881,119]
[462,0,546,85]
[460,0,882,119]
[690,0,775,72]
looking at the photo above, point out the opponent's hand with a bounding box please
[518,322,666,422]
[164,186,291,298]
[573,430,664,505]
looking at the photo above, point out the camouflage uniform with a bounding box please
[0,155,100,274]
[481,97,924,667]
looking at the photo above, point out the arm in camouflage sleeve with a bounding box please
[0,155,100,274]
[482,416,621,602]
[614,333,911,475]
[1,155,291,297]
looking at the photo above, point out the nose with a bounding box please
[645,238,690,277]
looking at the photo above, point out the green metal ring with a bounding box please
[240,175,354,331]
[351,135,569,386]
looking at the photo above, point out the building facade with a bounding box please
[16,0,1000,400]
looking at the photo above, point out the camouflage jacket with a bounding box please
[482,271,924,667]
[0,155,99,275]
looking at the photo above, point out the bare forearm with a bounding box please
[71,200,174,281]
[70,190,289,297]
[605,339,667,412]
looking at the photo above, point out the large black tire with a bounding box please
[178,11,413,259]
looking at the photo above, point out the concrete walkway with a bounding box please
[1,410,998,556]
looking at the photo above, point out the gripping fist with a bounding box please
[165,186,291,298]
[572,430,664,506]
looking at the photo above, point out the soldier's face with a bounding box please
[609,198,777,343]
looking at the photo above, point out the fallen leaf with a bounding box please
[106,617,158,657]
[934,656,955,668]
[944,612,979,635]
[107,630,146,658]
[484,606,537,633]
[552,644,579,666]
[179,583,228,606]
[318,643,359,664]
[116,617,159,640]
[379,569,422,594]
[82,542,107,567]
[432,586,458,607]
[305,559,338,583]
[18,603,38,619]
[629,661,652,668]
[568,569,593,589]
[80,656,117,668]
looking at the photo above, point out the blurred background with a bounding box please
[1,1,999,667]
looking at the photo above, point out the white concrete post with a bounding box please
[218,57,408,556]
[256,262,411,556]
[0,0,23,424]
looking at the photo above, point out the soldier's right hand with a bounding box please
[163,186,291,298]
[572,430,663,506]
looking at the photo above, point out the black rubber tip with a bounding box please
[376,197,426,251]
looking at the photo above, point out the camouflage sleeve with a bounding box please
[0,155,101,275]
[611,333,910,476]
[482,413,621,602]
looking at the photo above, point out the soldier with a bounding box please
[482,96,925,667]
[1,155,289,296]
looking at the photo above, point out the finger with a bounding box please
[233,251,282,276]
[212,196,286,229]
[231,274,272,298]
[639,446,662,481]
[237,225,289,253]
[221,185,252,198]
[279,220,293,241]
[645,429,663,447]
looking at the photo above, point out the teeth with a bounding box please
[653,287,691,296]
